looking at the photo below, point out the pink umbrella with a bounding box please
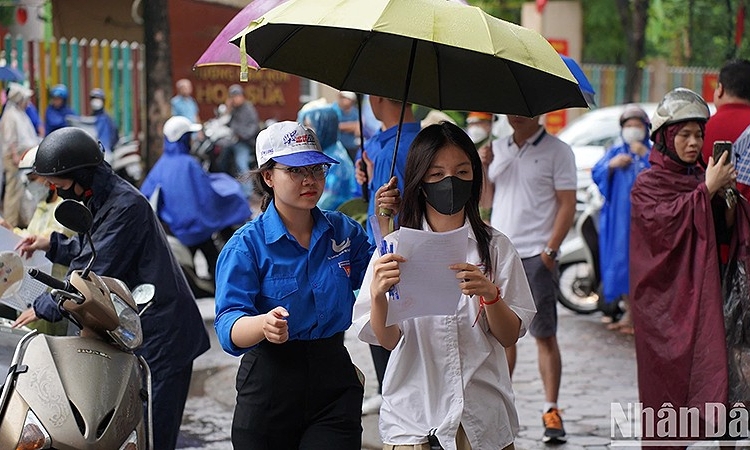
[194,0,289,68]
[194,0,468,69]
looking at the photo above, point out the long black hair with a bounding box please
[399,121,494,275]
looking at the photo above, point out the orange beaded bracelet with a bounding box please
[472,285,501,327]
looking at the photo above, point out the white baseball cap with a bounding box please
[163,116,202,142]
[256,121,339,167]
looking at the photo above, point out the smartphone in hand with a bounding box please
[712,141,733,165]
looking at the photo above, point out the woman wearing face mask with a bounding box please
[591,105,652,333]
[353,121,536,450]
[89,88,119,152]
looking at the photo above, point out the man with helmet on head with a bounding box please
[44,83,76,136]
[12,127,210,450]
[88,88,119,152]
[140,115,251,281]
[630,88,737,438]
[591,105,651,333]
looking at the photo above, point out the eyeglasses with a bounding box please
[274,164,331,182]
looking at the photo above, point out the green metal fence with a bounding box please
[1,33,145,139]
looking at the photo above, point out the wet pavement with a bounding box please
[176,298,638,449]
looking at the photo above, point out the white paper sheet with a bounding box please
[0,226,53,312]
[385,225,469,326]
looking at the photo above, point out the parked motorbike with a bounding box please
[65,115,144,186]
[0,199,154,449]
[557,184,603,315]
[191,107,233,174]
[168,234,216,299]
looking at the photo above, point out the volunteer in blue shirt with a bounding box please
[356,95,421,241]
[214,121,397,449]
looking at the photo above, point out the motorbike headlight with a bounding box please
[15,409,51,449]
[108,293,143,351]
[118,430,139,450]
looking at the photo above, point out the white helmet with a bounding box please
[163,116,202,143]
[650,88,710,140]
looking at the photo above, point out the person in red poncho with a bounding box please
[630,88,738,446]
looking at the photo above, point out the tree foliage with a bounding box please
[647,0,747,68]
[581,0,628,63]
[0,6,15,27]
[468,0,749,69]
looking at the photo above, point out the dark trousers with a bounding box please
[151,362,193,450]
[369,344,391,394]
[232,332,363,449]
[188,237,220,279]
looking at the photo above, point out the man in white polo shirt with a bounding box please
[480,114,577,444]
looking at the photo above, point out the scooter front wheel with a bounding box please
[557,262,600,314]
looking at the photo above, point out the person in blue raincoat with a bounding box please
[13,127,210,450]
[299,105,358,211]
[44,84,76,136]
[140,115,252,279]
[89,88,119,152]
[591,105,651,332]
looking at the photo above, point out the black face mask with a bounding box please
[421,176,473,216]
[56,183,85,202]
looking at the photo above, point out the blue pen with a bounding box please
[379,239,399,301]
[387,242,400,301]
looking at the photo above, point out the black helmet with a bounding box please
[34,127,103,177]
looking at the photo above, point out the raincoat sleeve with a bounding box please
[32,293,63,322]
[50,201,149,280]
[592,145,622,200]
[84,202,150,281]
[47,231,82,267]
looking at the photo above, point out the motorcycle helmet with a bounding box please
[163,116,202,143]
[649,88,710,140]
[89,88,105,100]
[34,127,103,177]
[49,84,69,100]
[619,104,650,127]
[18,145,39,171]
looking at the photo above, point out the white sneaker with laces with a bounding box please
[361,394,382,415]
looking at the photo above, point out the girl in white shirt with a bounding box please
[354,121,536,450]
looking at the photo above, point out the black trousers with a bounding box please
[232,332,363,449]
[151,362,193,450]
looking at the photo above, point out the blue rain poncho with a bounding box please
[591,135,651,304]
[140,133,252,246]
[299,106,358,211]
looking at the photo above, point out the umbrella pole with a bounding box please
[387,40,417,180]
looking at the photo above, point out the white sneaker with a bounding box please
[361,394,383,415]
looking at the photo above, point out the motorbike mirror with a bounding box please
[55,200,97,279]
[0,251,24,298]
[54,200,93,234]
[132,283,155,306]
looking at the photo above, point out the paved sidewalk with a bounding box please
[178,300,638,449]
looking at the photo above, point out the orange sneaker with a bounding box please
[542,407,567,443]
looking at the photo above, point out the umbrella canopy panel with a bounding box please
[232,0,587,116]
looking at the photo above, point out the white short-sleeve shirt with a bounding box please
[487,127,577,258]
[353,221,536,450]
